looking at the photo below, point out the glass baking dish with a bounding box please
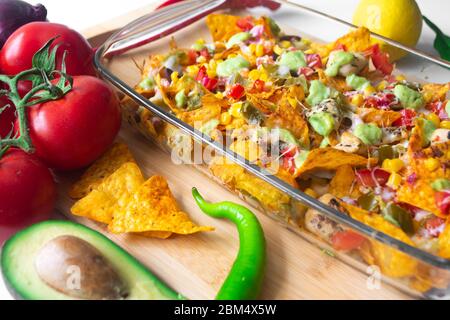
[94,0,450,299]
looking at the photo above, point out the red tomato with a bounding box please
[424,216,446,237]
[196,66,217,91]
[356,168,390,187]
[331,230,366,251]
[24,76,121,170]
[428,101,448,120]
[0,96,15,137]
[0,149,55,244]
[253,79,265,92]
[228,83,245,100]
[0,22,96,77]
[435,191,450,216]
[236,16,254,31]
[366,44,393,75]
[392,109,416,127]
[306,53,323,69]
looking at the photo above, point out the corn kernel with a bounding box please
[304,188,318,198]
[424,158,440,171]
[215,92,223,99]
[440,120,450,130]
[280,40,291,48]
[351,94,364,107]
[206,67,216,78]
[255,44,264,57]
[220,112,232,125]
[382,158,404,173]
[227,53,237,59]
[363,85,376,97]
[195,38,205,45]
[259,70,269,82]
[395,75,406,82]
[249,43,256,54]
[387,172,402,189]
[229,102,243,118]
[304,49,314,54]
[426,113,441,128]
[377,80,387,91]
[186,65,199,76]
[196,56,206,63]
[170,71,179,84]
[273,45,283,56]
[248,69,261,81]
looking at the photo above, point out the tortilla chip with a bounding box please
[178,94,224,126]
[318,69,351,92]
[71,162,145,224]
[108,175,213,235]
[295,148,375,177]
[206,14,242,42]
[357,108,402,127]
[69,143,136,199]
[339,202,417,277]
[329,165,361,198]
[421,83,449,103]
[439,222,450,258]
[334,27,372,53]
[139,231,173,239]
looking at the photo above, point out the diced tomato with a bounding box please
[392,109,416,127]
[356,168,391,187]
[435,191,450,216]
[298,67,315,79]
[199,48,210,59]
[364,92,398,110]
[186,49,198,65]
[428,101,448,120]
[253,79,265,92]
[306,53,323,69]
[331,230,366,251]
[228,83,245,100]
[366,44,393,75]
[236,16,254,31]
[424,216,446,237]
[195,65,207,82]
[281,146,298,174]
[196,65,218,91]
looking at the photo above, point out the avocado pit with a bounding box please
[34,235,128,300]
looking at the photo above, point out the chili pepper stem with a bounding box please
[192,188,266,300]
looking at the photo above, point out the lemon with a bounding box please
[352,0,422,61]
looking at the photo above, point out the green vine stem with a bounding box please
[0,38,73,154]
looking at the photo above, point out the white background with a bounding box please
[1,0,449,300]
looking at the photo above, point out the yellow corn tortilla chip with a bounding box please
[421,83,449,103]
[318,69,351,92]
[439,222,450,258]
[339,202,417,277]
[329,165,361,199]
[295,148,376,177]
[69,143,136,199]
[206,14,243,42]
[334,27,372,53]
[139,231,173,239]
[108,175,213,235]
[357,108,402,127]
[71,162,145,224]
[178,94,224,126]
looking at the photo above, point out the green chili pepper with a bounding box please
[382,203,414,235]
[192,188,266,300]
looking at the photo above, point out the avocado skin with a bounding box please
[1,220,184,300]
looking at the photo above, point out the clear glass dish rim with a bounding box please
[93,0,450,271]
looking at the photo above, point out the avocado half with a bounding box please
[1,220,183,300]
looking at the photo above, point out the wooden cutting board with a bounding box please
[55,4,411,300]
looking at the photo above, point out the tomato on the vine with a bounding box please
[23,75,121,170]
[0,22,96,77]
[0,148,56,244]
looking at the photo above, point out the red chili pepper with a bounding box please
[365,44,394,75]
[253,79,265,92]
[306,53,322,69]
[331,230,366,251]
[236,16,254,31]
[228,83,245,100]
[435,191,450,216]
[356,168,390,187]
[392,109,417,127]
